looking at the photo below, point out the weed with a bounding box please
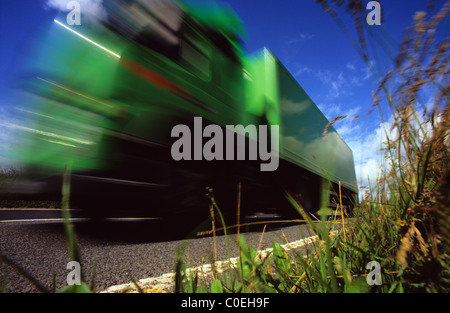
[175,0,449,293]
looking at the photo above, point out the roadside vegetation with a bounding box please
[175,0,450,293]
[1,0,449,293]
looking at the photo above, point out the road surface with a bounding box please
[0,208,317,293]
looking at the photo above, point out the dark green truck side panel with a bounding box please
[246,49,358,193]
[278,57,357,193]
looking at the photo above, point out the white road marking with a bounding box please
[0,218,89,224]
[0,208,82,211]
[100,232,336,293]
[0,217,158,224]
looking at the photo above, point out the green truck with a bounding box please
[9,0,357,221]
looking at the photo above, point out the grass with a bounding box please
[175,0,450,293]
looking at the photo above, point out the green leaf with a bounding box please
[210,279,223,293]
[238,237,259,283]
[272,242,293,276]
[346,277,370,293]
[59,282,92,293]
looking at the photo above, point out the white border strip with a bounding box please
[0,218,89,224]
[100,232,333,293]
[0,217,157,224]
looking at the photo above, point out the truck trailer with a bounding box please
[7,0,357,222]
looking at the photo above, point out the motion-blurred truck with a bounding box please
[8,0,357,222]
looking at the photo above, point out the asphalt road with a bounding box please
[0,209,317,293]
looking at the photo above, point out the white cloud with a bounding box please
[330,72,346,99]
[318,94,446,201]
[45,0,107,21]
[315,69,333,85]
[293,65,313,77]
[346,63,356,71]
[362,60,376,81]
[309,70,354,100]
[317,103,360,122]
[316,102,393,196]
[288,33,314,44]
[294,61,376,102]
[0,106,18,162]
[342,113,403,202]
[281,97,309,115]
[346,121,391,186]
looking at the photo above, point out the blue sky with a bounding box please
[0,0,448,190]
